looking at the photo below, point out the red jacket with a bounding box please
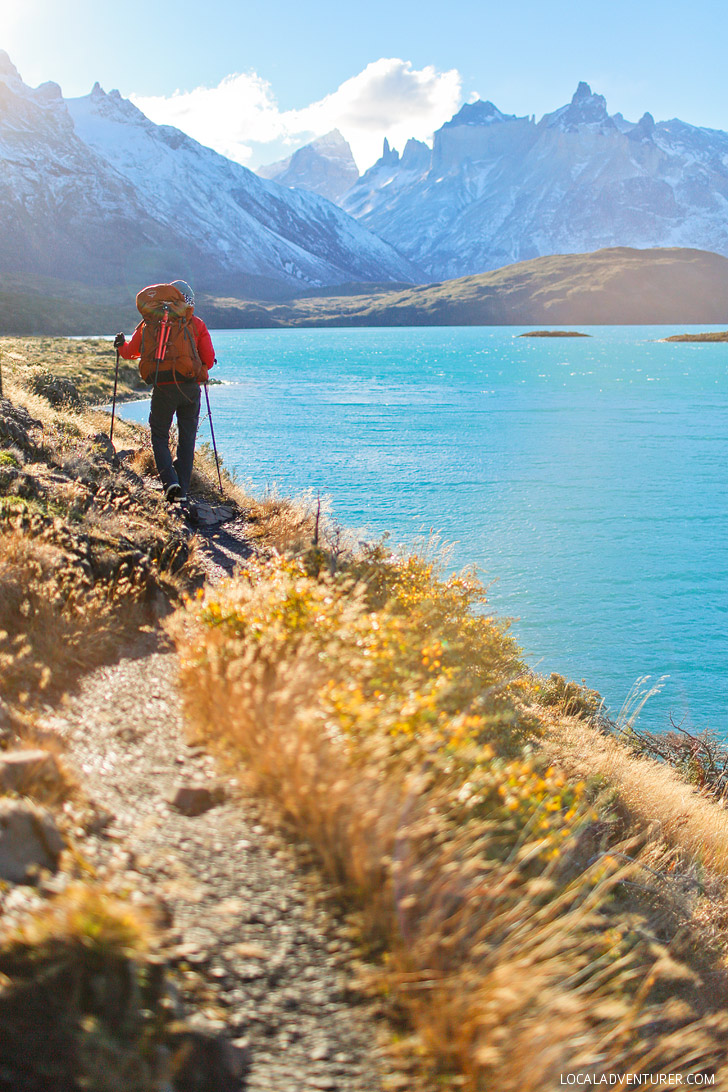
[119,314,216,381]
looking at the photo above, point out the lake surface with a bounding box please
[120,325,728,732]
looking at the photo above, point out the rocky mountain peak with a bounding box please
[443,100,519,129]
[380,137,399,166]
[256,128,360,202]
[569,82,609,119]
[342,86,728,281]
[311,129,349,150]
[34,81,63,104]
[543,82,612,131]
[0,49,416,292]
[70,82,151,129]
[572,80,594,103]
[628,111,656,142]
[400,138,431,171]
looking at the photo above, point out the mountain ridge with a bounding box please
[196,246,728,328]
[0,51,418,297]
[339,83,728,278]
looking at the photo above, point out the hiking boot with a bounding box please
[165,482,182,503]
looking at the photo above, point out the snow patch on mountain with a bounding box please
[66,86,418,289]
[0,55,418,294]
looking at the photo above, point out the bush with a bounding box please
[28,368,83,410]
[173,548,728,1087]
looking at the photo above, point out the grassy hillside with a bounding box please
[200,246,728,328]
[4,248,728,333]
[0,336,148,404]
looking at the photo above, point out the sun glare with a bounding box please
[1,0,41,44]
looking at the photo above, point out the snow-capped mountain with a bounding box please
[340,83,728,279]
[257,130,359,203]
[0,52,418,296]
[0,52,177,289]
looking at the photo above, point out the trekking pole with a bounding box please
[109,347,121,444]
[204,382,224,494]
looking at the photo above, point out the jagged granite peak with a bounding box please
[0,57,172,286]
[342,86,728,279]
[75,82,160,129]
[257,129,359,202]
[400,138,431,171]
[341,135,433,222]
[628,112,656,142]
[66,74,417,288]
[429,97,536,175]
[380,137,399,166]
[542,82,613,131]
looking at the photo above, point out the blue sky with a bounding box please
[3,0,726,168]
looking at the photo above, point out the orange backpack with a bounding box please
[135,283,205,385]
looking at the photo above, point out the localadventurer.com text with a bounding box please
[560,1077,714,1086]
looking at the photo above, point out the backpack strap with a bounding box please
[181,318,205,382]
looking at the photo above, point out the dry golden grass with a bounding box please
[0,335,147,405]
[242,490,321,552]
[4,372,141,442]
[7,336,728,1085]
[0,530,125,702]
[0,373,197,706]
[0,883,158,1092]
[1,881,150,957]
[173,550,728,1087]
[541,711,728,873]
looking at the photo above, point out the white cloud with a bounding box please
[132,58,463,172]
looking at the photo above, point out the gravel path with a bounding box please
[36,517,393,1092]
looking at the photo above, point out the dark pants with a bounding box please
[149,382,201,495]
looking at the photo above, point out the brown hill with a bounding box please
[234,246,728,328]
[3,247,728,334]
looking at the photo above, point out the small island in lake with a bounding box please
[518,330,591,337]
[661,330,728,342]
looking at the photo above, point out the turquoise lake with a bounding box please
[120,325,728,732]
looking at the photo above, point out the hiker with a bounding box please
[114,280,215,504]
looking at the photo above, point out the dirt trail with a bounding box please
[34,520,391,1092]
